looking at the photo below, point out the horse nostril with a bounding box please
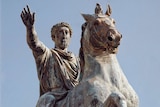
[108,36,113,41]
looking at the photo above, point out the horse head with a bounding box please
[80,3,122,56]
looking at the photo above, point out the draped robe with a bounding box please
[27,34,80,106]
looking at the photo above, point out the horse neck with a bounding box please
[81,26,121,80]
[82,53,121,80]
[82,27,108,56]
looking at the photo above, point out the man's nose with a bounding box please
[62,31,67,36]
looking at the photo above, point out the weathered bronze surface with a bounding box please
[21,5,81,107]
[21,3,139,107]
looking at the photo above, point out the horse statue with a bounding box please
[75,3,139,107]
[37,3,139,107]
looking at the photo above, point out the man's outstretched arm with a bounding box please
[21,5,46,56]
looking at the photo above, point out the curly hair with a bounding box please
[51,22,72,39]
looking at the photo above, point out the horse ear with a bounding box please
[105,5,112,16]
[81,14,95,22]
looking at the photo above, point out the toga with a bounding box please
[27,33,80,106]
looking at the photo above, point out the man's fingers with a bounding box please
[27,5,31,14]
[24,7,27,14]
[21,11,25,17]
[32,12,35,22]
[20,12,26,25]
[21,5,35,25]
[20,12,23,19]
[21,11,26,20]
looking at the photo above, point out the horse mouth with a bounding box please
[108,42,119,48]
[107,42,119,53]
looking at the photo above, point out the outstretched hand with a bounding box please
[21,5,35,28]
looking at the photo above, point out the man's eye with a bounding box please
[65,31,68,34]
[59,30,63,33]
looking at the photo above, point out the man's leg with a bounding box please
[36,92,56,107]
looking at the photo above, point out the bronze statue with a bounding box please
[21,3,139,107]
[77,3,139,107]
[21,5,81,107]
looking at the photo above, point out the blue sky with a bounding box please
[1,0,160,107]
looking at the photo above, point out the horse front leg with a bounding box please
[104,92,127,107]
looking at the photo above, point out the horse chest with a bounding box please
[84,55,122,87]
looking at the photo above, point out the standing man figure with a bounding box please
[21,6,80,107]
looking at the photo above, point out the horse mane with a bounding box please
[79,3,112,73]
[79,22,87,79]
